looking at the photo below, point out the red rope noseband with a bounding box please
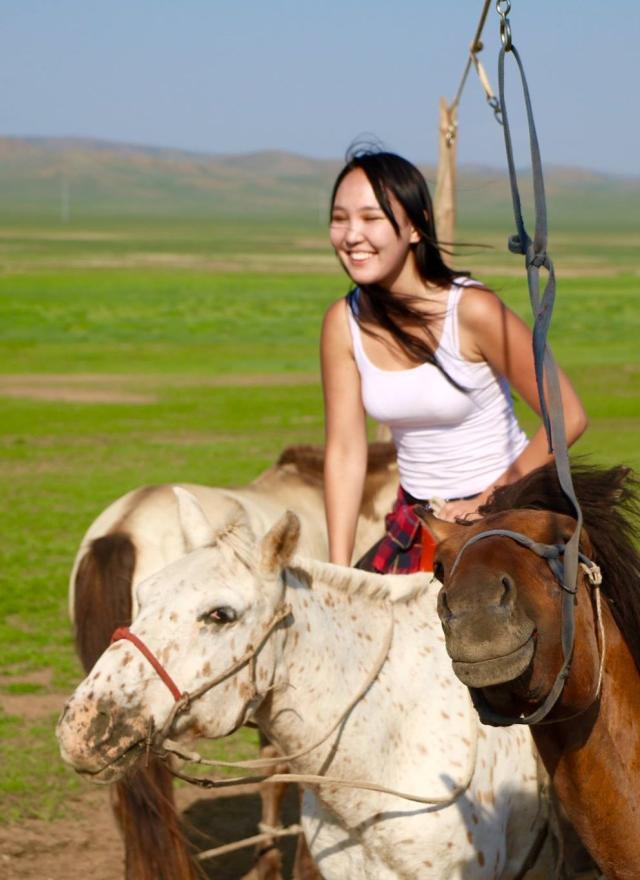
[111,626,184,702]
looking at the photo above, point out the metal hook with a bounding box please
[487,95,504,126]
[496,0,513,51]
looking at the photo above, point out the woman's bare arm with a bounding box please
[321,298,369,564]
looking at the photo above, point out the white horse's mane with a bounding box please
[215,517,435,605]
[289,556,436,605]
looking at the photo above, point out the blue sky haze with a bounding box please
[3,1,638,174]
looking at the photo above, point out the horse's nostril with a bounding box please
[437,588,452,621]
[500,574,515,605]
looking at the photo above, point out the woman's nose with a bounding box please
[344,222,364,244]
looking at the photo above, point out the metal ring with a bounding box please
[499,17,513,50]
[496,0,511,14]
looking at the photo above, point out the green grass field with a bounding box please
[0,215,638,822]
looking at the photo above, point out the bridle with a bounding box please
[110,571,481,808]
[446,526,603,727]
[111,603,293,741]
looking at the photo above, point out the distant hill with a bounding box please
[0,136,638,231]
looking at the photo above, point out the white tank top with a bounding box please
[347,280,528,500]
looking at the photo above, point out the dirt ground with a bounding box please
[0,686,301,880]
[0,782,302,880]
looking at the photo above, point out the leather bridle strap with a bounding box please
[111,626,184,702]
[449,528,580,594]
[449,527,598,727]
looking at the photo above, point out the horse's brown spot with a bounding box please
[423,860,433,868]
[202,662,212,676]
[441,711,450,719]
[477,851,485,867]
[169,612,178,622]
[122,652,133,666]
[467,831,473,843]
[472,812,479,824]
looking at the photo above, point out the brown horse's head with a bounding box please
[423,508,601,720]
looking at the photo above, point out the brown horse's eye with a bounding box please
[433,560,445,583]
[206,606,238,624]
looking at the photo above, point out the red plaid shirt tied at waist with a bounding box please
[357,485,481,574]
[358,485,436,574]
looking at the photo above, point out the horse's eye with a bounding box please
[433,560,445,583]
[206,606,237,624]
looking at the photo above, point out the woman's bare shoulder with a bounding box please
[322,295,351,337]
[457,283,507,327]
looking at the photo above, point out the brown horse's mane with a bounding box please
[481,460,640,673]
[277,441,396,484]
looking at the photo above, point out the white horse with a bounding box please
[69,442,398,880]
[59,491,553,880]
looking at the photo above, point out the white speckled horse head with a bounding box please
[58,489,298,775]
[58,490,555,880]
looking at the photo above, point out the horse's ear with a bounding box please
[259,511,301,576]
[414,505,463,544]
[173,486,217,551]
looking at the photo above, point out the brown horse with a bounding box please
[71,442,397,880]
[424,462,640,880]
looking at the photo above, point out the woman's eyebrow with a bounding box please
[331,203,384,212]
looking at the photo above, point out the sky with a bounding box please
[3,1,639,175]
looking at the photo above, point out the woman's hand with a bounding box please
[431,494,485,523]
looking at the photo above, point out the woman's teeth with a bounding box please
[349,252,373,263]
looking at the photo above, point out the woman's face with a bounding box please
[329,168,419,290]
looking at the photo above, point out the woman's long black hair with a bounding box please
[330,149,470,371]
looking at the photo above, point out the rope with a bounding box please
[156,603,293,742]
[169,746,479,808]
[447,0,502,140]
[160,596,396,771]
[196,823,303,862]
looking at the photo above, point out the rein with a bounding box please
[463,6,585,725]
[449,527,604,726]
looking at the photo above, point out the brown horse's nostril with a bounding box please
[437,588,452,623]
[499,574,515,606]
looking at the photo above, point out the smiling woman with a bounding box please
[321,148,587,574]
